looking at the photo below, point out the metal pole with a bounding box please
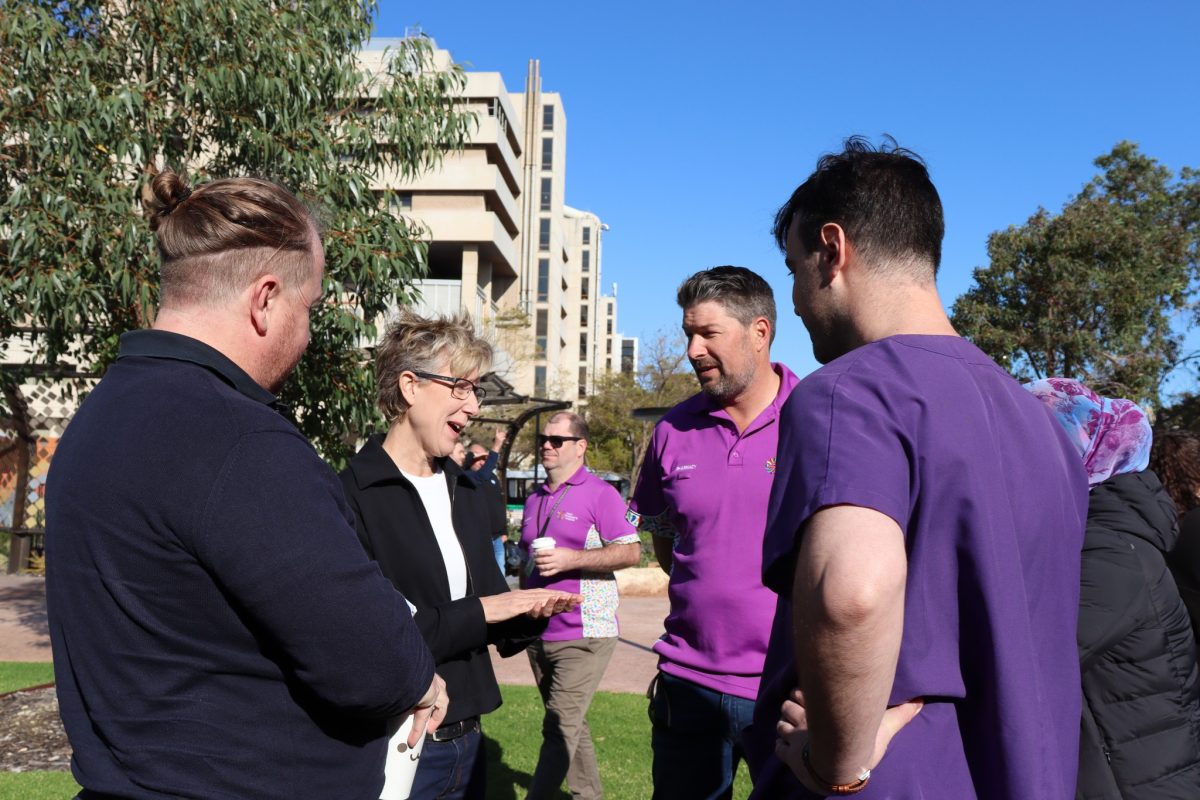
[4,383,32,574]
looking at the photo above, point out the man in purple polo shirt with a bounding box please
[520,411,641,800]
[629,266,799,800]
[746,137,1088,799]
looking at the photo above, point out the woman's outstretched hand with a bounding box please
[480,589,581,622]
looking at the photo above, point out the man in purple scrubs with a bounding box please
[630,266,799,799]
[746,138,1088,799]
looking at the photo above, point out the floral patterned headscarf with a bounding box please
[1024,377,1152,487]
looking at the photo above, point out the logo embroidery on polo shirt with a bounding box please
[765,457,777,474]
[673,464,696,472]
[625,508,641,526]
[561,511,579,522]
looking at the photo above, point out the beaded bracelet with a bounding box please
[801,742,871,795]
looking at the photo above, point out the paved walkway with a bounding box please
[489,595,666,695]
[0,574,51,662]
[0,574,667,695]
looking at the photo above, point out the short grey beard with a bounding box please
[699,363,756,404]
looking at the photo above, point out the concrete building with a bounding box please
[358,40,636,403]
[599,291,638,376]
[358,41,521,378]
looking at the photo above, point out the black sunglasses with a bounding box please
[537,434,583,449]
[411,371,487,401]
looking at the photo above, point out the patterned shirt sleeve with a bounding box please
[629,422,677,539]
[594,482,640,545]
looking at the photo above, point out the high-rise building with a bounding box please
[359,40,636,402]
[358,42,522,379]
[599,291,637,377]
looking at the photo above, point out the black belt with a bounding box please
[426,716,480,742]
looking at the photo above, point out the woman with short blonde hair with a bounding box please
[374,310,493,422]
[341,310,578,799]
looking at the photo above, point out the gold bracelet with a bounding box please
[801,742,871,795]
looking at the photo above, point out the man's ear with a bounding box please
[818,223,849,286]
[248,274,282,337]
[751,316,772,352]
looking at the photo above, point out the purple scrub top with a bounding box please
[747,336,1088,800]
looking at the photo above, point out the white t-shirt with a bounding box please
[400,468,467,602]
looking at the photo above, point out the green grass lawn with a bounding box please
[484,685,751,799]
[0,770,79,800]
[0,661,53,695]
[0,664,752,799]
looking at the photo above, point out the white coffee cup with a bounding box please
[380,713,427,800]
[527,537,556,577]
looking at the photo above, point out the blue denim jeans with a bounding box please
[492,535,506,576]
[409,727,485,800]
[649,671,755,800]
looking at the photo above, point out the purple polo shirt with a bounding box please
[746,336,1088,800]
[520,465,639,641]
[631,363,799,699]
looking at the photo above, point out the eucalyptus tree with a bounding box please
[1,1,474,465]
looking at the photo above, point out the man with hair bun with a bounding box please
[747,138,1087,799]
[45,170,445,800]
[629,265,799,800]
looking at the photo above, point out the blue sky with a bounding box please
[374,0,1200,393]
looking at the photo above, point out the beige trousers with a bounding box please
[525,637,618,800]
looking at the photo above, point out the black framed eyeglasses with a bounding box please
[412,371,487,401]
[537,434,583,449]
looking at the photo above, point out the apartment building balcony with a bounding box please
[469,115,522,195]
[411,209,518,276]
[373,157,520,236]
[464,73,523,166]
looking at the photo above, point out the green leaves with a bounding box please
[951,142,1200,406]
[0,1,473,467]
[577,333,695,481]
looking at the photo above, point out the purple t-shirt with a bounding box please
[631,364,799,699]
[746,336,1088,800]
[520,465,639,641]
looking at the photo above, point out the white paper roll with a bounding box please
[380,713,426,800]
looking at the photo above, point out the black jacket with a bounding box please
[1077,470,1200,799]
[463,454,507,537]
[339,435,543,725]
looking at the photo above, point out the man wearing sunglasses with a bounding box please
[629,266,800,800]
[519,412,641,800]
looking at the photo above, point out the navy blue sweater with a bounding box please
[45,330,434,800]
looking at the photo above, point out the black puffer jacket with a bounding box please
[1077,470,1200,799]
